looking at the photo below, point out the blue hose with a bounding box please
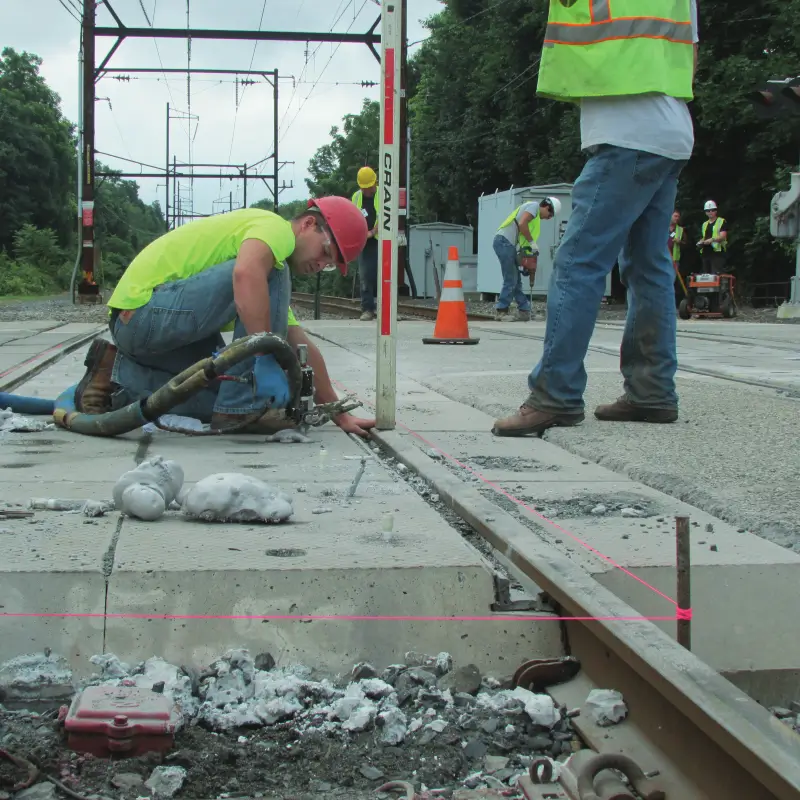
[0,392,56,415]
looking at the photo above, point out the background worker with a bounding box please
[493,0,699,436]
[697,200,728,273]
[669,209,688,303]
[493,197,559,321]
[74,199,367,434]
[351,166,380,321]
[286,307,376,438]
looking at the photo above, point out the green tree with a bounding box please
[0,48,76,251]
[306,99,380,198]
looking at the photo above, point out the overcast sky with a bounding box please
[2,0,443,217]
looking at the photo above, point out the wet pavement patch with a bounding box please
[264,548,306,557]
[466,456,559,473]
[2,462,37,469]
[8,439,63,447]
[484,489,659,520]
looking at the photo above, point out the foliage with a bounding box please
[0,49,166,297]
[307,0,800,292]
[306,99,380,199]
[0,48,75,253]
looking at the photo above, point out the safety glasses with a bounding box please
[320,230,339,272]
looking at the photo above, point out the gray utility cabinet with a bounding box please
[477,183,612,299]
[408,222,475,299]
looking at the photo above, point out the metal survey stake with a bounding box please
[347,456,368,498]
[675,515,692,650]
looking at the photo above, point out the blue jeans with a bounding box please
[109,259,291,421]
[359,237,378,312]
[527,145,686,413]
[493,235,530,312]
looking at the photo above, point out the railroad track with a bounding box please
[291,292,495,321]
[2,323,799,799]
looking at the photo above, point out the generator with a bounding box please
[678,273,738,319]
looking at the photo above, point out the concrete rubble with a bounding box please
[0,409,53,434]
[0,648,589,798]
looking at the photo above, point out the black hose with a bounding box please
[54,332,301,438]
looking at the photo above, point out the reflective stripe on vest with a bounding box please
[537,0,695,103]
[497,204,541,249]
[672,225,683,261]
[702,217,727,252]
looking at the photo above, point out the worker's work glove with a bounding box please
[253,355,291,408]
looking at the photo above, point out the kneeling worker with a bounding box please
[493,197,560,321]
[74,198,368,434]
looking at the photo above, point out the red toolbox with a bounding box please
[64,686,181,758]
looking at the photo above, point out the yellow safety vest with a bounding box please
[537,0,695,103]
[497,204,541,251]
[672,225,683,261]
[701,217,727,252]
[352,190,381,213]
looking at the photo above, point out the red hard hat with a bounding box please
[308,196,368,275]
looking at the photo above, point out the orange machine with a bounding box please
[678,273,738,320]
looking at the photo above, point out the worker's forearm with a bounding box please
[233,270,272,334]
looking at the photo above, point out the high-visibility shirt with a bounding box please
[701,217,728,252]
[351,190,381,211]
[672,225,684,261]
[497,204,541,251]
[108,209,294,310]
[536,0,695,104]
[288,307,298,327]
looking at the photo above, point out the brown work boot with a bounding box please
[492,404,584,437]
[74,337,118,414]
[210,408,297,434]
[594,396,678,424]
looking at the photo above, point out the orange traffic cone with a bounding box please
[422,246,480,345]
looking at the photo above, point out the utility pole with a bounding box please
[272,69,279,211]
[78,0,100,303]
[243,163,247,208]
[165,102,170,230]
[375,0,404,429]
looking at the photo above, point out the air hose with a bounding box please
[1,333,301,439]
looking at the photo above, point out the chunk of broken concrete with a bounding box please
[0,651,74,704]
[182,473,293,523]
[438,664,482,695]
[585,688,628,726]
[113,455,184,521]
[145,766,186,798]
[14,784,57,800]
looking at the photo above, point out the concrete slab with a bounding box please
[303,320,800,677]
[0,482,114,670]
[0,328,560,678]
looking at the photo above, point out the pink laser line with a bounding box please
[332,378,678,608]
[0,612,686,622]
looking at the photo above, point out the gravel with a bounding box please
[0,647,581,799]
[2,292,797,325]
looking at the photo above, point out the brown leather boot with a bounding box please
[210,408,297,434]
[492,404,584,437]
[74,338,118,414]
[594,396,678,423]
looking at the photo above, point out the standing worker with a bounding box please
[697,200,728,273]
[669,209,688,302]
[73,199,368,433]
[352,166,380,321]
[493,0,699,436]
[493,197,559,321]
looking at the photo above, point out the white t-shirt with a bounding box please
[579,0,699,161]
[498,202,540,245]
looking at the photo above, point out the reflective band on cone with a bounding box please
[422,246,480,345]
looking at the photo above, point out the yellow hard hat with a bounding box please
[357,166,377,189]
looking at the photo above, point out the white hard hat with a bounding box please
[544,196,562,215]
[703,200,718,211]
